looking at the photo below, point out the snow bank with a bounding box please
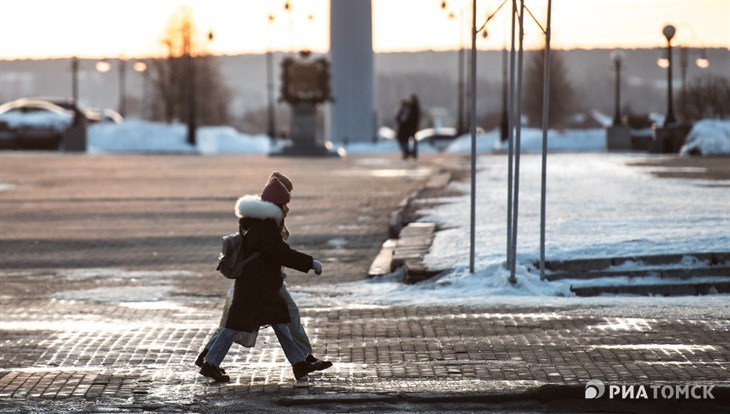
[445,128,606,153]
[87,120,272,154]
[680,119,730,155]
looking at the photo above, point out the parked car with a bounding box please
[0,98,74,149]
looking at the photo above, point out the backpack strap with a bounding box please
[238,222,260,262]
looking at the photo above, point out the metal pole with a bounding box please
[267,50,276,138]
[509,0,525,284]
[539,0,552,281]
[71,57,79,104]
[457,8,465,136]
[469,0,477,274]
[186,51,197,146]
[506,0,516,272]
[664,38,676,126]
[500,47,508,141]
[267,13,277,139]
[612,57,621,126]
[680,46,688,119]
[118,59,127,118]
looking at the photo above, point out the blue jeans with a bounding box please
[205,324,306,367]
[279,282,313,355]
[204,283,312,355]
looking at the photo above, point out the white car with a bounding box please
[0,98,74,149]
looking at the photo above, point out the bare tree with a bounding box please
[523,48,577,128]
[148,6,231,126]
[680,74,730,121]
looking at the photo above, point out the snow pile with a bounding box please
[197,126,270,154]
[83,118,728,157]
[88,120,271,154]
[88,120,195,153]
[680,119,730,156]
[444,128,606,153]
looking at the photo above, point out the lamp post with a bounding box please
[441,0,466,136]
[662,24,676,127]
[132,61,148,119]
[118,59,127,117]
[186,29,214,147]
[186,43,197,146]
[267,12,277,139]
[610,50,625,126]
[71,57,79,104]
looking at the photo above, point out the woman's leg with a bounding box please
[204,328,238,366]
[271,323,307,365]
[279,284,313,356]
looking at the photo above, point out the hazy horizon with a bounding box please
[1,0,727,60]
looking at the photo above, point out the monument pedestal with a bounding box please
[270,103,339,157]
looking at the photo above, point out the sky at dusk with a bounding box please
[0,0,728,59]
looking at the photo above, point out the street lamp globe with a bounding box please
[610,49,625,64]
[696,49,710,68]
[95,60,112,73]
[132,61,147,73]
[662,24,676,42]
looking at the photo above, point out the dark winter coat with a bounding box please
[395,102,411,142]
[404,99,421,138]
[225,195,313,332]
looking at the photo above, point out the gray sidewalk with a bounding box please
[1,153,728,413]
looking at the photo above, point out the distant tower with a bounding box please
[328,0,375,143]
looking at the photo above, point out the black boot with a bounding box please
[195,349,208,368]
[306,354,333,371]
[196,350,225,373]
[292,360,318,380]
[199,361,230,383]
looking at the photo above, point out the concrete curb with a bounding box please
[277,384,730,410]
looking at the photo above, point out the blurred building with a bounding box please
[328,0,375,143]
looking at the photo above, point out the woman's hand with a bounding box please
[312,259,323,275]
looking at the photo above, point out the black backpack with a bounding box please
[216,225,260,279]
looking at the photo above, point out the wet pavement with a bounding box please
[0,153,728,413]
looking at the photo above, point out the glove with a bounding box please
[312,259,323,275]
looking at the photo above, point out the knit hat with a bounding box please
[261,176,291,205]
[270,171,293,192]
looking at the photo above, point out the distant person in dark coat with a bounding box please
[395,99,412,159]
[404,94,421,159]
[199,176,324,383]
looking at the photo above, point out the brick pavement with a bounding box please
[1,153,729,412]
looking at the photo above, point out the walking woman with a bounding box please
[199,176,325,382]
